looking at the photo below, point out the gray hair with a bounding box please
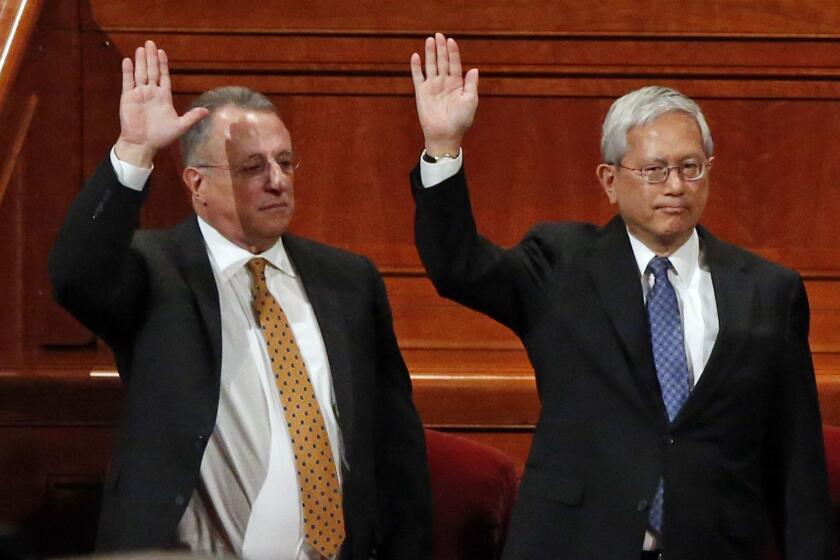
[180,86,278,167]
[600,86,713,165]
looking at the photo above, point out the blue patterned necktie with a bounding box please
[646,256,691,535]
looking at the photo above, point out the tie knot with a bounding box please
[246,257,268,280]
[647,256,672,279]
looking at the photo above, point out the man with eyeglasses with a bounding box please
[49,41,431,559]
[409,33,831,559]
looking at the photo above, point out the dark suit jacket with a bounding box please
[411,166,832,559]
[48,157,432,559]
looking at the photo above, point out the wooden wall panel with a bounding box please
[0,0,88,368]
[0,167,24,361]
[0,423,114,553]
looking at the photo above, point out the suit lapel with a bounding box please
[672,226,755,427]
[587,217,665,423]
[172,217,223,380]
[283,235,355,463]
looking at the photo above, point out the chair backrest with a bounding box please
[425,429,519,560]
[822,423,840,559]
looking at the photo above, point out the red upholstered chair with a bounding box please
[425,430,519,560]
[822,424,840,558]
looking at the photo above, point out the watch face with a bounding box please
[422,152,438,163]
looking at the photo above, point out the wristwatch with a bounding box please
[421,148,460,163]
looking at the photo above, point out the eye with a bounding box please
[680,162,702,179]
[239,162,265,175]
[275,153,299,173]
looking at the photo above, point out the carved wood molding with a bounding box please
[0,0,43,120]
[79,0,840,38]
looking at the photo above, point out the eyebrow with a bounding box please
[242,149,294,160]
[642,155,703,165]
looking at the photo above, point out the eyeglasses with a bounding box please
[194,152,301,179]
[618,159,712,184]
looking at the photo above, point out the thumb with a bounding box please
[177,107,210,135]
[464,68,479,98]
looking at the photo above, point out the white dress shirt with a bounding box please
[419,150,720,550]
[110,148,343,559]
[627,230,719,387]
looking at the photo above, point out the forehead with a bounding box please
[203,105,291,156]
[625,111,704,161]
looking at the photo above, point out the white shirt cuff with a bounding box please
[419,149,463,188]
[110,145,153,191]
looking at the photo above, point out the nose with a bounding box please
[662,167,686,194]
[267,160,291,191]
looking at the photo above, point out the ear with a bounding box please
[182,167,206,206]
[596,163,619,205]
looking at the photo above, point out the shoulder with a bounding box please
[284,234,371,265]
[700,226,801,289]
[702,228,795,274]
[284,234,379,281]
[130,217,205,271]
[518,220,614,264]
[131,220,189,253]
[526,221,604,245]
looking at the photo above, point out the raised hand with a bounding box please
[410,33,479,156]
[115,40,209,167]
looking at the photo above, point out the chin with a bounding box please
[263,226,291,243]
[659,217,694,236]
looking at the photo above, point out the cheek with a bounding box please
[205,189,230,216]
[619,192,652,217]
[696,185,709,207]
[231,185,259,211]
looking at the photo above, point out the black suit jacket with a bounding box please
[48,158,432,559]
[411,166,832,559]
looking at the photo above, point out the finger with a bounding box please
[410,53,425,87]
[448,37,462,78]
[178,107,210,135]
[134,46,147,86]
[158,48,171,90]
[435,32,449,77]
[121,57,135,93]
[464,68,479,97]
[424,36,436,78]
[146,40,160,85]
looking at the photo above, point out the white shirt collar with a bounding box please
[196,216,297,282]
[627,227,700,287]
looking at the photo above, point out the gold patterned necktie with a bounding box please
[245,257,345,558]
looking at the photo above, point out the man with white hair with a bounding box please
[409,33,832,559]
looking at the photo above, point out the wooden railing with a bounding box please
[0,0,43,207]
[0,0,43,108]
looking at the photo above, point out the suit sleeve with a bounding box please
[411,164,551,335]
[369,259,432,559]
[48,155,151,354]
[772,274,835,559]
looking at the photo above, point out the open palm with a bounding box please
[116,41,208,165]
[411,34,479,154]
